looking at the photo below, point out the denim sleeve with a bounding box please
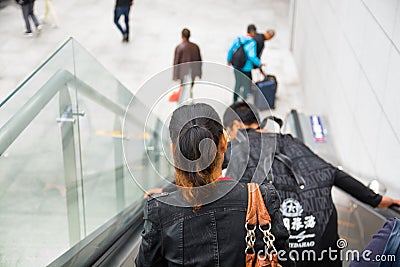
[350,219,395,267]
[135,201,167,267]
[261,183,295,267]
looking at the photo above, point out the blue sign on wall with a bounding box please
[310,115,326,143]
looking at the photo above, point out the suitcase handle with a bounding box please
[257,66,277,82]
[258,65,266,77]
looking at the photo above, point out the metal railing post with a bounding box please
[113,116,125,212]
[59,86,82,245]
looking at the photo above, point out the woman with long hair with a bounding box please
[135,103,293,266]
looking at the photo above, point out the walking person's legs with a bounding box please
[44,0,50,21]
[123,7,130,41]
[178,78,188,105]
[189,77,195,99]
[114,7,125,39]
[28,2,40,29]
[233,69,242,102]
[178,70,195,105]
[241,71,252,100]
[44,0,59,27]
[22,4,32,33]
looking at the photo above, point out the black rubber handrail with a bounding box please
[290,109,304,142]
[389,204,400,214]
[48,199,145,267]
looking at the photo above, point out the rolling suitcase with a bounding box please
[254,74,277,110]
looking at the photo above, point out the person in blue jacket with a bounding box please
[227,24,262,102]
[350,217,400,267]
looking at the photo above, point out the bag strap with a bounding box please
[246,183,271,225]
[274,152,306,189]
[245,183,277,254]
[236,37,243,47]
[237,37,252,48]
[258,66,267,77]
[245,126,306,189]
[271,134,307,189]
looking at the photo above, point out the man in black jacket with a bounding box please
[248,24,275,59]
[222,102,400,267]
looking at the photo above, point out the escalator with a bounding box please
[76,111,400,267]
[1,38,398,267]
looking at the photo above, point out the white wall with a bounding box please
[292,0,400,197]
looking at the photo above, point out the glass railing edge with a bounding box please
[0,37,74,109]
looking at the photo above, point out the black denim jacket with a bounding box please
[135,180,294,267]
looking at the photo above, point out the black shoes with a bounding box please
[122,34,129,42]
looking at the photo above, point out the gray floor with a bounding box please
[0,0,304,117]
[0,0,304,266]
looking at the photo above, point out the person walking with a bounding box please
[249,24,276,96]
[42,0,59,28]
[251,24,275,59]
[135,103,294,267]
[114,0,133,42]
[16,0,41,36]
[171,28,202,104]
[227,25,262,102]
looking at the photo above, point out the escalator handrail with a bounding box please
[0,69,161,156]
[290,109,304,142]
[48,199,145,267]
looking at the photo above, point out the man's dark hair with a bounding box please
[223,102,260,128]
[182,28,191,40]
[247,24,257,34]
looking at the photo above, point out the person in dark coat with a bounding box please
[172,28,202,103]
[16,0,41,36]
[222,102,400,267]
[114,0,133,42]
[250,24,275,59]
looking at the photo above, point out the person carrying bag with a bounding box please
[135,104,293,267]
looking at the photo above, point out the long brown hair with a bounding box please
[169,103,224,207]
